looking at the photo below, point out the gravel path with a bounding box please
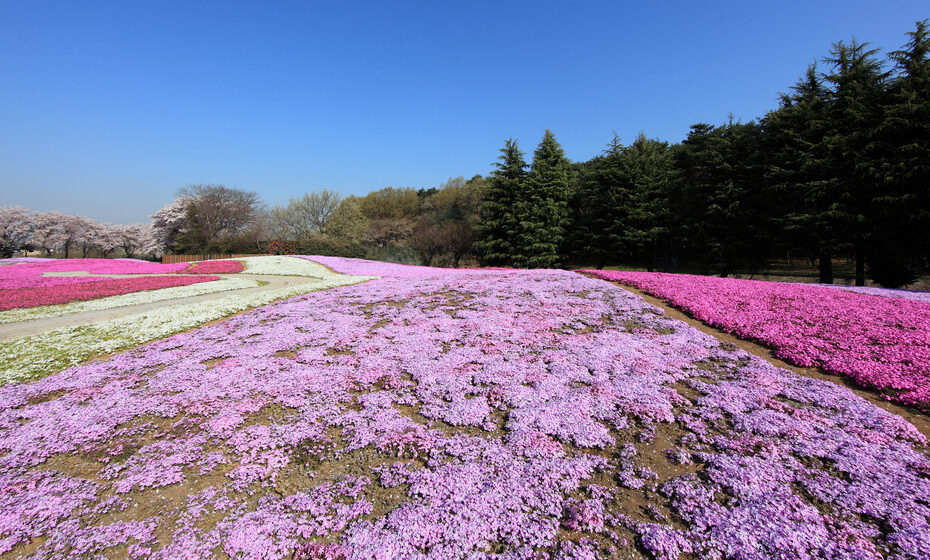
[0,273,320,342]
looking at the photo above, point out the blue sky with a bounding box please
[1,1,927,223]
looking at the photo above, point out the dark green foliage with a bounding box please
[869,20,930,287]
[417,187,439,200]
[763,65,841,283]
[514,130,574,268]
[674,120,769,276]
[475,139,526,266]
[569,134,673,269]
[295,235,366,259]
[616,134,674,269]
[569,136,626,267]
[823,39,890,285]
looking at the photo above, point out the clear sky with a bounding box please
[1,1,927,224]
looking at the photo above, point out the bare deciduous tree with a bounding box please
[176,184,262,252]
[269,189,342,239]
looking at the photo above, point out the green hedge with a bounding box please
[294,235,366,259]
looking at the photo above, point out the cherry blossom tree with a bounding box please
[31,211,67,256]
[0,206,34,258]
[59,214,93,258]
[150,197,190,255]
[95,224,123,258]
[113,224,146,258]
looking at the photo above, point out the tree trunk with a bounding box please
[818,253,833,284]
[855,244,865,286]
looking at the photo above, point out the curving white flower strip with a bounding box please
[236,256,332,277]
[0,277,262,325]
[0,268,373,385]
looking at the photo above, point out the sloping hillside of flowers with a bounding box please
[0,257,926,559]
[582,270,930,409]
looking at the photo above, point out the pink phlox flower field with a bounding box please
[582,270,930,408]
[0,259,234,310]
[0,259,190,290]
[0,257,926,558]
[0,276,220,311]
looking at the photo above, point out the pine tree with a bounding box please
[513,130,574,268]
[475,138,526,266]
[823,39,889,285]
[572,135,629,268]
[621,133,674,270]
[674,120,766,276]
[764,65,841,283]
[870,20,930,287]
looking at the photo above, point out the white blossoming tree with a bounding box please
[0,206,34,258]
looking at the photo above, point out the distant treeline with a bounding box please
[3,21,926,288]
[478,20,930,288]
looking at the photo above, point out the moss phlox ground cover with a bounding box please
[0,259,190,289]
[583,270,930,408]
[0,277,261,325]
[0,257,371,384]
[0,259,221,311]
[0,257,926,558]
[0,275,220,311]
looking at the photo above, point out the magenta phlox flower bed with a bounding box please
[0,258,926,558]
[0,259,219,310]
[0,275,220,311]
[179,260,245,274]
[581,270,930,408]
[0,259,191,290]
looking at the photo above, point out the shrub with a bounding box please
[295,235,365,259]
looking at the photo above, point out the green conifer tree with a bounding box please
[764,65,841,283]
[823,39,889,285]
[870,20,930,287]
[514,130,574,268]
[475,139,526,266]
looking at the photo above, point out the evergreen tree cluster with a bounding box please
[476,20,930,287]
[475,132,575,268]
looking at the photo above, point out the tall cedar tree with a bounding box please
[476,139,526,266]
[571,136,628,268]
[870,20,930,287]
[764,65,842,283]
[674,120,768,276]
[823,39,889,286]
[574,134,673,269]
[513,130,574,268]
[621,133,674,270]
